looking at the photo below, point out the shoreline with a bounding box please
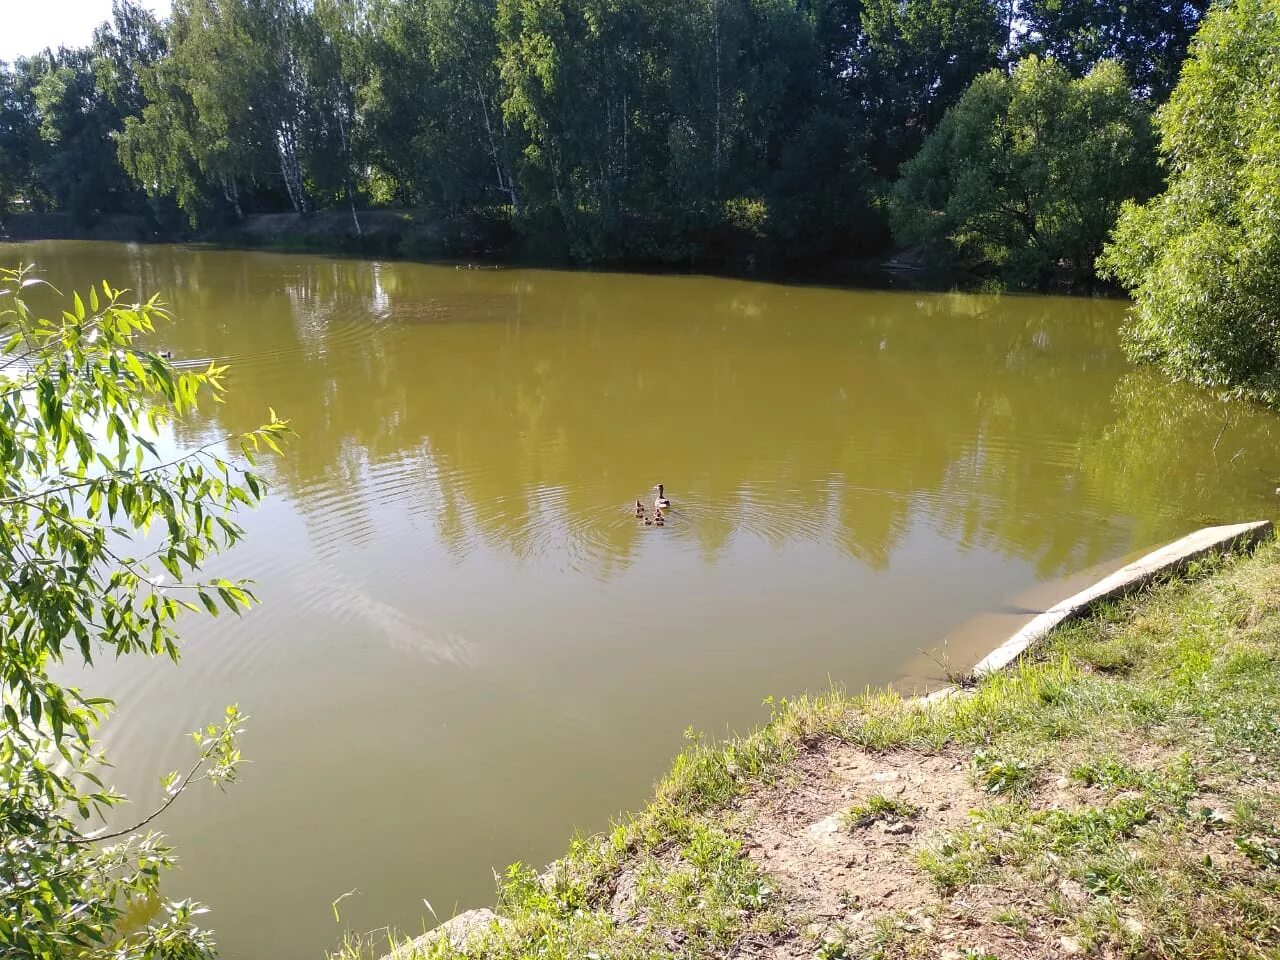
[0,210,895,288]
[0,214,1125,296]
[355,519,1278,960]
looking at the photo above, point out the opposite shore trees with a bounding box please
[2,0,1214,278]
[889,56,1158,290]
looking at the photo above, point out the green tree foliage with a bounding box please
[891,56,1157,289]
[1099,0,1280,401]
[0,62,44,224]
[298,0,372,229]
[852,0,1008,173]
[91,0,168,119]
[0,3,163,225]
[0,266,287,956]
[496,0,667,256]
[363,0,514,212]
[30,48,144,222]
[117,49,223,225]
[127,0,312,219]
[1,0,1216,279]
[495,0,871,262]
[1020,0,1211,100]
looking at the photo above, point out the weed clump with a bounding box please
[841,794,922,830]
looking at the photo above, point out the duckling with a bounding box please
[652,511,665,527]
[159,350,173,360]
[654,483,671,511]
[643,514,654,526]
[635,499,646,519]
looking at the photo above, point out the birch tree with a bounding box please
[497,0,651,253]
[119,0,316,221]
[301,0,370,233]
[424,0,519,210]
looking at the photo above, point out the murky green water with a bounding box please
[6,240,1279,958]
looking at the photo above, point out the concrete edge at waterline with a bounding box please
[381,909,511,959]
[921,519,1274,707]
[381,519,1275,958]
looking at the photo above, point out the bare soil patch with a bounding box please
[723,741,980,955]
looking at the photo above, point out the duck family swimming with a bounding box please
[636,483,672,526]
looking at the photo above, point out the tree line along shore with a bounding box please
[5,0,1279,400]
[0,0,1208,287]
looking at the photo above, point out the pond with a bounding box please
[6,239,1279,959]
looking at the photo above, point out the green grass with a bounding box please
[970,748,1037,795]
[841,794,922,829]
[336,538,1280,960]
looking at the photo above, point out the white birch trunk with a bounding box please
[272,0,309,216]
[276,122,308,216]
[223,179,244,220]
[475,77,518,209]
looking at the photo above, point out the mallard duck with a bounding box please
[654,483,671,511]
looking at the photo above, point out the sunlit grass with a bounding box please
[333,538,1280,960]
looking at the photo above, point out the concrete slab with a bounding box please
[383,522,1273,948]
[972,520,1273,676]
[382,908,510,959]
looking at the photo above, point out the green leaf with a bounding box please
[197,590,219,617]
[124,351,147,383]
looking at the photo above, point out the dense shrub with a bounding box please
[1099,0,1280,402]
[891,56,1158,290]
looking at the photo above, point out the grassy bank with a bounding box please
[339,533,1280,960]
[339,535,1280,960]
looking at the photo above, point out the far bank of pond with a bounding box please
[3,238,1280,960]
[0,209,930,286]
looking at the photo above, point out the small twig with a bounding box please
[71,726,235,845]
[0,435,247,506]
[20,496,224,592]
[72,761,202,844]
[1212,403,1232,457]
